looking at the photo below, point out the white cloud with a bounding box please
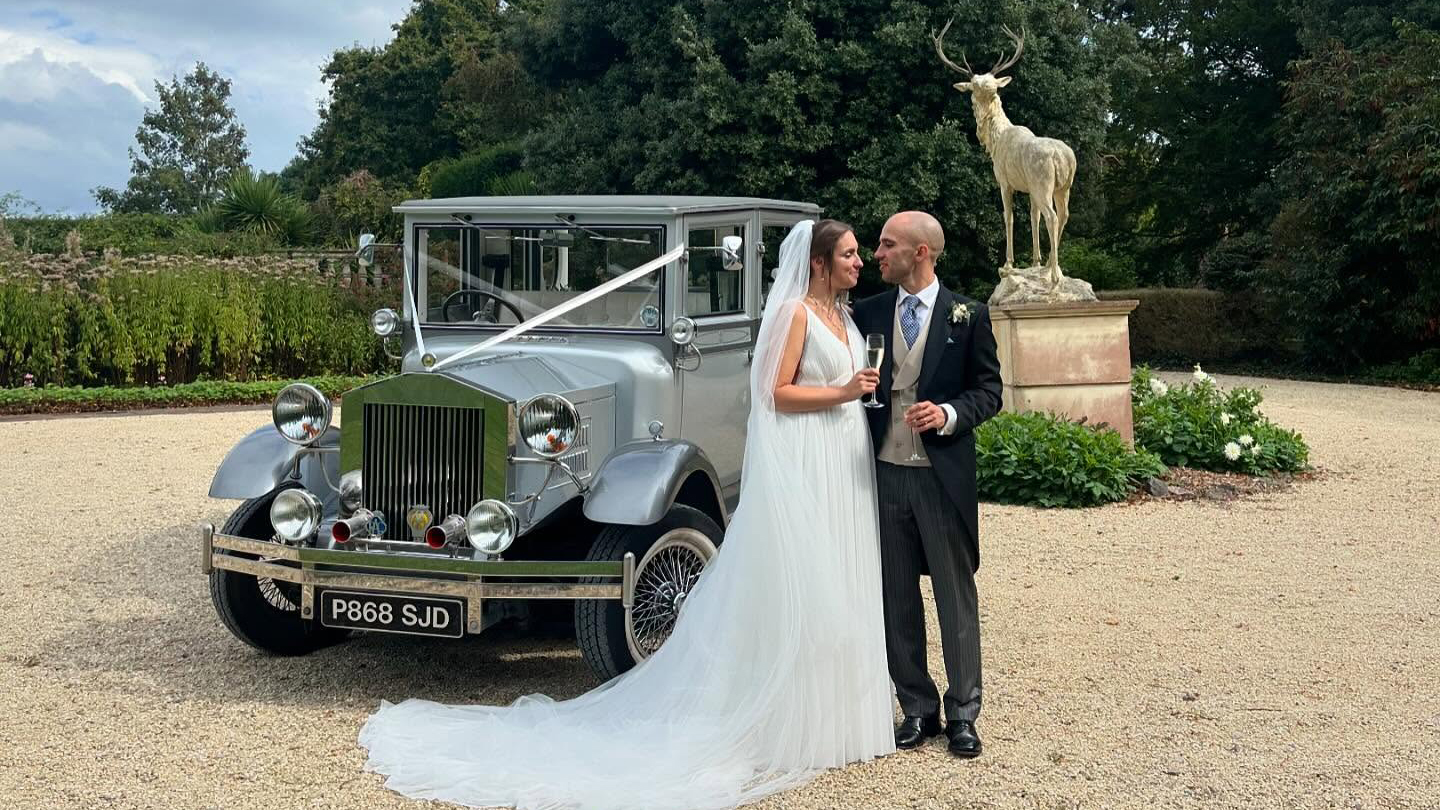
[0,29,158,102]
[0,1,413,213]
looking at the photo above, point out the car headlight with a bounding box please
[466,500,517,555]
[338,470,363,516]
[518,393,579,459]
[272,383,332,445]
[270,488,323,543]
[371,308,399,337]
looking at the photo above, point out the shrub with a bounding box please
[311,170,408,248]
[1060,239,1140,290]
[215,172,313,246]
[975,411,1167,508]
[4,213,279,256]
[1098,287,1301,365]
[1131,365,1309,473]
[0,375,374,414]
[427,143,526,199]
[1371,348,1440,387]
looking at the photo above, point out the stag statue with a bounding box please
[935,20,1089,302]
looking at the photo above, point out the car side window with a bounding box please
[686,224,745,316]
[760,224,792,308]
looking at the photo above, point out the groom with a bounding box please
[853,211,1003,758]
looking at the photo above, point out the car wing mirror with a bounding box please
[720,235,743,271]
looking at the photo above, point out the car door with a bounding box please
[677,213,755,501]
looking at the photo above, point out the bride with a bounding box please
[359,219,895,810]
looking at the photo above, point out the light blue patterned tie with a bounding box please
[900,294,921,348]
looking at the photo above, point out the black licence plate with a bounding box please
[318,590,464,638]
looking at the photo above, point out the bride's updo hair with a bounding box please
[809,218,854,277]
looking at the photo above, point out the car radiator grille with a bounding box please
[362,403,486,542]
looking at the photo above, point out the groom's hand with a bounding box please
[904,401,947,432]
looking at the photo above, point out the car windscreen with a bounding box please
[414,225,664,330]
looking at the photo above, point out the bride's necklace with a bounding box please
[806,294,843,328]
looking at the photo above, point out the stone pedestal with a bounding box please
[989,299,1140,444]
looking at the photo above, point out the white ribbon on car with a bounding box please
[403,236,428,359]
[430,243,685,372]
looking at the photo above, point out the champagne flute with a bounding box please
[863,334,885,409]
[900,388,925,462]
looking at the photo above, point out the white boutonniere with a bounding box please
[949,301,973,325]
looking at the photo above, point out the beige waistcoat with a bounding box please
[879,301,932,467]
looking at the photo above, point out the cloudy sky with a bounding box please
[1,1,415,214]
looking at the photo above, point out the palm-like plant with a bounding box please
[215,171,312,245]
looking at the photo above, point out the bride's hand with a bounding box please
[843,369,880,401]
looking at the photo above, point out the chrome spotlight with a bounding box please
[270,488,322,543]
[465,500,518,555]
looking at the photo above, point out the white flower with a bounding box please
[1193,364,1211,383]
[1251,444,1262,455]
[1220,412,1233,426]
[950,302,972,324]
[1238,434,1254,446]
[1149,379,1169,397]
[1223,442,1242,461]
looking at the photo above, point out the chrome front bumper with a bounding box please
[201,523,634,635]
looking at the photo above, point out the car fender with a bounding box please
[209,424,341,501]
[582,440,725,527]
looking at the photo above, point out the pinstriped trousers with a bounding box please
[876,461,983,723]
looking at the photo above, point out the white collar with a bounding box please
[896,277,941,313]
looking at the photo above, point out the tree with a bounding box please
[284,0,519,200]
[93,63,249,215]
[1262,21,1440,366]
[1083,0,1303,286]
[514,0,1111,293]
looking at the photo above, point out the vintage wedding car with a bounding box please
[201,195,817,679]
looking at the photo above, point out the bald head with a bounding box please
[893,211,946,259]
[876,211,944,291]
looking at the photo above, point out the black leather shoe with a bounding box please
[894,714,942,749]
[945,720,982,758]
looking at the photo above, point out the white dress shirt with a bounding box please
[894,278,959,436]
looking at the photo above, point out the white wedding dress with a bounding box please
[359,221,894,810]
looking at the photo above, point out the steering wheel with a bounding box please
[440,290,524,324]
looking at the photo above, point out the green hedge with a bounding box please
[0,251,396,387]
[0,375,374,414]
[3,213,281,257]
[1099,288,1300,365]
[976,411,1166,507]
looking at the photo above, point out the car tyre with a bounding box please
[575,504,722,681]
[209,483,349,655]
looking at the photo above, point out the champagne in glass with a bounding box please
[900,388,925,462]
[863,334,885,409]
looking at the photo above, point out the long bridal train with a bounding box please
[359,221,895,810]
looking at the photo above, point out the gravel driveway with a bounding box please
[1,374,1436,809]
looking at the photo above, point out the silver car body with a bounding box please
[202,196,818,668]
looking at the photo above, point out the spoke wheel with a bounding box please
[256,570,301,612]
[625,528,716,661]
[575,504,724,681]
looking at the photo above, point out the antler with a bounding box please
[991,24,1025,75]
[932,17,974,79]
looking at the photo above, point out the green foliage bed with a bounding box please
[975,412,1166,508]
[0,251,394,387]
[1131,366,1309,474]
